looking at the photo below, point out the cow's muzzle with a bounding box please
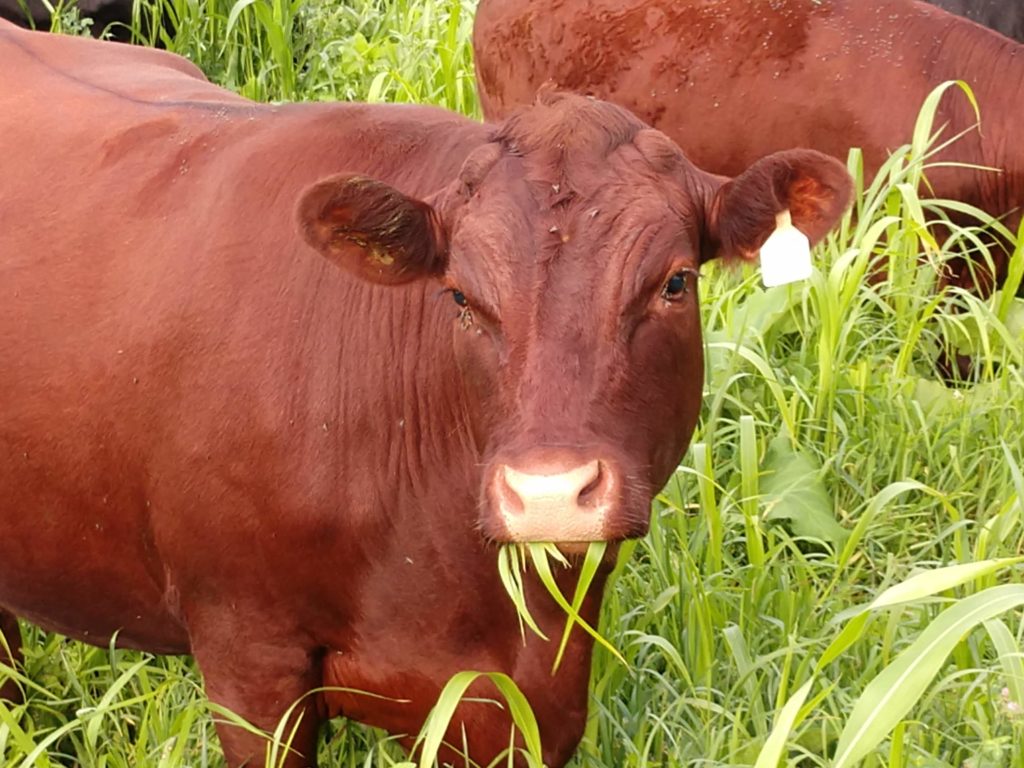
[484,450,627,543]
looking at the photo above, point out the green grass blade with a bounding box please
[527,545,627,668]
[552,541,607,672]
[984,618,1024,711]
[497,545,548,642]
[868,557,1024,610]
[225,0,257,34]
[414,671,543,768]
[752,678,813,768]
[833,584,1024,768]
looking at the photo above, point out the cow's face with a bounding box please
[298,93,851,546]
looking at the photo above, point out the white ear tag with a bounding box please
[759,210,812,287]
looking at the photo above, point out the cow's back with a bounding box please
[476,0,961,168]
[474,0,1020,220]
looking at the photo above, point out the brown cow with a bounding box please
[474,0,1024,287]
[0,20,851,767]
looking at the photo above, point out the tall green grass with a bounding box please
[44,0,478,109]
[2,3,1023,766]
[124,0,476,110]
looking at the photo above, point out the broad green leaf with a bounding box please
[739,415,765,567]
[817,612,871,672]
[996,218,1024,311]
[869,557,1024,610]
[725,285,801,340]
[416,670,492,767]
[366,70,390,102]
[820,558,1022,672]
[833,584,1024,768]
[225,0,259,34]
[0,700,43,768]
[760,434,847,549]
[488,675,544,759]
[910,80,979,159]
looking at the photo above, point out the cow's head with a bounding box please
[298,92,851,547]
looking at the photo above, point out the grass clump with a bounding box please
[106,0,477,110]
[47,0,478,111]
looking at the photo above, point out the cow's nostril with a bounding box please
[576,460,604,506]
[495,466,525,515]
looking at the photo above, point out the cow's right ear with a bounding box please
[297,174,448,285]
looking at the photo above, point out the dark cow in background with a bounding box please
[0,0,135,38]
[475,0,1024,291]
[927,0,1024,42]
[0,19,851,768]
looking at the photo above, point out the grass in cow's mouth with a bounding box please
[497,541,626,672]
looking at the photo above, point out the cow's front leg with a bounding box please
[189,623,325,768]
[0,609,23,703]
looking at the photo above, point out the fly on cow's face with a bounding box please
[661,268,698,301]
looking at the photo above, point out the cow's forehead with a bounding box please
[446,163,697,323]
[449,147,698,262]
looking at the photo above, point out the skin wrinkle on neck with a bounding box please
[385,284,472,508]
[277,238,473,544]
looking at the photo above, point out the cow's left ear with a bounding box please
[701,149,853,263]
[297,174,448,285]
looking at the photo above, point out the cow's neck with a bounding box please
[339,279,477,508]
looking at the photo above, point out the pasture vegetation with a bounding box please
[2,1,1023,766]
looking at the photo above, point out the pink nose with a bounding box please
[492,459,614,542]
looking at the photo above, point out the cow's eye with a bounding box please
[661,269,695,300]
[452,290,468,308]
